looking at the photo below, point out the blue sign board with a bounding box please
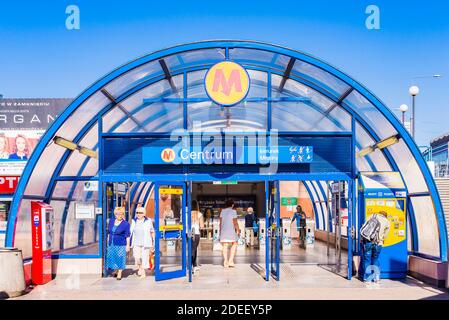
[142,145,313,165]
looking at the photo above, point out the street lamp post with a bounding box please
[409,85,420,139]
[407,74,442,140]
[399,104,408,126]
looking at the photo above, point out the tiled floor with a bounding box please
[12,240,449,300]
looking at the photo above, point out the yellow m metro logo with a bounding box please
[205,61,250,106]
[161,148,176,163]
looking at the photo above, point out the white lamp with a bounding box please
[408,85,420,138]
[409,85,420,96]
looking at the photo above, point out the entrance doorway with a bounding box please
[101,178,354,282]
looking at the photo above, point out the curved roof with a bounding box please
[6,40,447,261]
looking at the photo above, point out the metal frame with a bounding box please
[6,40,446,265]
[154,181,187,281]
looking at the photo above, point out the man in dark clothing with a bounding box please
[292,205,307,248]
[244,207,256,247]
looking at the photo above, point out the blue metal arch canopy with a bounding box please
[6,40,447,261]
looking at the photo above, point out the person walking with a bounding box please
[106,206,131,280]
[219,199,241,268]
[244,207,256,247]
[292,205,307,248]
[130,206,155,278]
[191,200,204,274]
[360,211,390,283]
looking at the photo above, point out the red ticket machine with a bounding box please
[31,201,54,285]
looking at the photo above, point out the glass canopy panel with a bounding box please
[48,200,66,252]
[410,196,440,257]
[13,199,33,258]
[271,101,350,132]
[120,76,183,114]
[229,48,290,73]
[188,101,267,131]
[113,117,143,133]
[355,123,392,172]
[305,181,323,229]
[272,75,334,109]
[56,91,109,141]
[53,181,98,254]
[187,69,208,99]
[24,142,66,196]
[344,90,397,140]
[102,108,127,133]
[135,102,183,133]
[271,76,352,130]
[386,139,429,193]
[81,157,99,177]
[291,60,351,98]
[103,60,163,100]
[60,123,98,177]
[164,48,226,71]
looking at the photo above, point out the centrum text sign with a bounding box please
[142,145,313,165]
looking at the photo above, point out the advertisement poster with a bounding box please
[0,98,71,175]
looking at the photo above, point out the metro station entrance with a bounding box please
[101,177,354,282]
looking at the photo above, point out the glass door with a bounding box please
[266,180,281,281]
[154,182,187,281]
[327,180,351,279]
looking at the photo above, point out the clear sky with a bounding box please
[0,0,448,145]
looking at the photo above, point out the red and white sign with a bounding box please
[0,176,19,194]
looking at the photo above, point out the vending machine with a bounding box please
[358,172,408,279]
[31,201,54,285]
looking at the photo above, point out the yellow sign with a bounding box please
[205,61,250,106]
[159,225,184,231]
[365,197,406,247]
[160,148,175,163]
[159,188,183,195]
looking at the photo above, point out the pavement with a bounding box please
[12,263,449,300]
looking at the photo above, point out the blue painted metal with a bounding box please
[303,182,321,230]
[264,180,270,281]
[7,40,445,263]
[309,181,326,231]
[154,182,187,281]
[187,181,192,282]
[316,181,332,232]
[268,180,281,281]
[347,179,354,280]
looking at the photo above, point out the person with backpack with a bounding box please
[360,211,390,283]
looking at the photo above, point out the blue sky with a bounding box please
[0,0,448,145]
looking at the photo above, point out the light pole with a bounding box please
[408,74,442,140]
[408,86,419,138]
[399,104,408,126]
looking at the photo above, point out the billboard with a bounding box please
[0,98,72,176]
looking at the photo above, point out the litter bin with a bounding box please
[0,248,26,298]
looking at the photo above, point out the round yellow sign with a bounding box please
[160,148,175,163]
[205,61,250,106]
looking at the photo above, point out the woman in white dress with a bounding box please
[219,199,241,268]
[130,206,155,278]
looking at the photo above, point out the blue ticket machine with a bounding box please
[358,172,408,279]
